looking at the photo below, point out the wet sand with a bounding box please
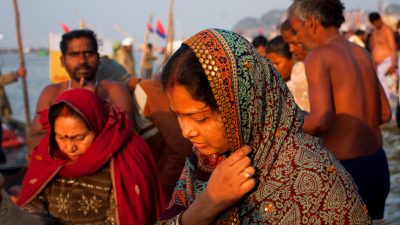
[381,122,400,225]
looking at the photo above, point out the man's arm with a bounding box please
[0,67,26,85]
[0,72,18,86]
[384,26,396,74]
[27,85,57,155]
[302,50,334,135]
[106,81,135,124]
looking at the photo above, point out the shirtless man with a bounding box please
[27,29,134,153]
[369,12,397,101]
[289,0,391,220]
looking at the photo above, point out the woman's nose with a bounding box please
[66,141,77,153]
[180,119,198,140]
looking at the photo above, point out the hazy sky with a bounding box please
[0,0,397,48]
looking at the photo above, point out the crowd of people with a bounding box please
[1,0,400,224]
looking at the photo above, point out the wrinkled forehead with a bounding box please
[184,29,257,150]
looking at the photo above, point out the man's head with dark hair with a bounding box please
[60,29,98,55]
[252,35,268,57]
[59,29,100,83]
[288,0,345,28]
[252,35,268,48]
[368,12,381,23]
[354,29,365,37]
[369,12,384,29]
[265,36,294,81]
[280,19,295,35]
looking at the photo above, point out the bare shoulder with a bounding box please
[98,80,129,93]
[36,82,64,111]
[382,24,393,33]
[98,80,134,117]
[304,47,332,67]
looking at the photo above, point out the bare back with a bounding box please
[304,38,391,160]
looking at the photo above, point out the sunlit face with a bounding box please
[166,85,230,155]
[54,116,96,161]
[281,29,307,61]
[371,20,383,29]
[60,37,100,82]
[265,52,294,81]
[289,17,317,50]
[256,45,268,58]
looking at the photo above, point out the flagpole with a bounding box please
[140,14,153,77]
[164,0,174,60]
[12,0,30,131]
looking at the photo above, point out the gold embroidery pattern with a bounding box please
[185,30,241,150]
[77,195,104,215]
[55,192,70,214]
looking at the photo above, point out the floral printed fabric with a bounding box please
[157,29,371,224]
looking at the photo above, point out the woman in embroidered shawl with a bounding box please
[157,29,371,224]
[17,88,165,225]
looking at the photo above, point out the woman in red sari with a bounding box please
[17,88,165,225]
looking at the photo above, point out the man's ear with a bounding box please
[305,16,318,33]
[60,55,65,68]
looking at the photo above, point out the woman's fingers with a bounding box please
[225,145,252,166]
[241,177,256,193]
[242,166,256,179]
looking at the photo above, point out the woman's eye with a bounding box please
[56,136,64,141]
[75,136,85,141]
[195,117,207,123]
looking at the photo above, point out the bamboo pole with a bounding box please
[164,0,174,60]
[12,0,30,131]
[140,14,153,77]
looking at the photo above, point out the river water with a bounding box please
[1,53,400,224]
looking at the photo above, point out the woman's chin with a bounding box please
[196,147,217,155]
[68,155,81,161]
[197,147,228,156]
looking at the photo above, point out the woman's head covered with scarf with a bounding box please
[162,28,303,171]
[47,88,107,160]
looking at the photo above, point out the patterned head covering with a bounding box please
[158,29,370,224]
[184,28,303,172]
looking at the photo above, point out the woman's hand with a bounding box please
[180,146,256,225]
[205,145,256,213]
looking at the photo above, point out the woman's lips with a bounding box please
[193,142,207,149]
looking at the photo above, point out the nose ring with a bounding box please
[71,146,77,151]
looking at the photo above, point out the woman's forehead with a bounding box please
[167,85,209,115]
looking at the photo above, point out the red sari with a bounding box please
[17,88,165,225]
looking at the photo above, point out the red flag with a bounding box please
[146,22,154,33]
[156,20,166,39]
[60,23,70,33]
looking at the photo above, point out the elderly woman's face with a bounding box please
[54,116,96,161]
[167,85,230,155]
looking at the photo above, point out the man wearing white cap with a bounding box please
[116,37,137,77]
